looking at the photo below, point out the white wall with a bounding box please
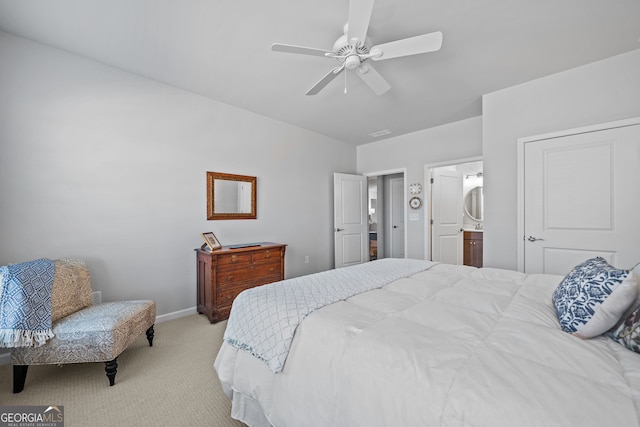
[357,117,483,260]
[0,32,356,316]
[483,48,640,270]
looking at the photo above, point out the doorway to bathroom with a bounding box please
[426,159,483,266]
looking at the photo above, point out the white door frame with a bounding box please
[516,116,640,272]
[363,168,408,259]
[424,157,482,261]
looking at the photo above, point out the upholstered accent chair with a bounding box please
[9,259,156,393]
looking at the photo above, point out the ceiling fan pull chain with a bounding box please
[344,67,348,94]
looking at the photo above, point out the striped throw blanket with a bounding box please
[0,258,55,348]
[224,258,436,373]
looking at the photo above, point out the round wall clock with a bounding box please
[409,183,422,195]
[409,196,422,209]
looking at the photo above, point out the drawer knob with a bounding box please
[230,255,238,263]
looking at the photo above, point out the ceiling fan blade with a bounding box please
[272,43,335,57]
[370,31,443,61]
[347,0,375,45]
[306,65,346,95]
[356,64,390,96]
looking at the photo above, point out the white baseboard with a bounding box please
[0,307,199,366]
[155,306,198,323]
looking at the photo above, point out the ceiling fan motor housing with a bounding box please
[333,33,371,69]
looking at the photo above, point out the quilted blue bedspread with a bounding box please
[224,258,435,373]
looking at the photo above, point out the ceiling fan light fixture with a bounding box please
[345,55,361,69]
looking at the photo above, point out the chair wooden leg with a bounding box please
[104,358,118,386]
[146,324,155,347]
[13,365,28,393]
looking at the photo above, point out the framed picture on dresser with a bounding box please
[201,232,222,251]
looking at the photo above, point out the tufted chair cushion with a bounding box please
[51,259,93,322]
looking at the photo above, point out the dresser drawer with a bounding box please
[253,248,281,262]
[217,285,252,307]
[252,261,281,277]
[216,252,252,266]
[216,261,281,286]
[216,272,282,304]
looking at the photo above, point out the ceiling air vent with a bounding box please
[368,129,392,138]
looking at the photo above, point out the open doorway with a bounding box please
[334,170,406,268]
[367,176,379,260]
[427,160,483,266]
[367,172,405,261]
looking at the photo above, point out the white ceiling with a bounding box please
[1,0,639,145]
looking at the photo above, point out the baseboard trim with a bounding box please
[0,307,199,366]
[155,306,198,323]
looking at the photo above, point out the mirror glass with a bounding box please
[464,186,484,222]
[207,172,256,220]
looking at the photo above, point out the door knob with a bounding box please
[527,236,544,242]
[336,228,344,232]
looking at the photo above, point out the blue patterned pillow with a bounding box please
[552,257,638,338]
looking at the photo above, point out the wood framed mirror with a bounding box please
[207,172,257,220]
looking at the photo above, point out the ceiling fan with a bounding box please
[271,0,443,96]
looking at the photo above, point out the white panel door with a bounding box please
[431,168,463,264]
[524,123,640,275]
[334,173,368,268]
[389,177,405,258]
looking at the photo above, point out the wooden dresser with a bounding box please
[196,242,286,323]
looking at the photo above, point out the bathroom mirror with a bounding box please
[464,186,484,222]
[207,172,256,220]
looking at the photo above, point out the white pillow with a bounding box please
[552,257,639,338]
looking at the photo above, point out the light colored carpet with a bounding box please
[0,314,245,427]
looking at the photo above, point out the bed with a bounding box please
[214,258,640,427]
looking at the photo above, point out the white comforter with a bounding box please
[215,263,640,427]
[224,258,435,373]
